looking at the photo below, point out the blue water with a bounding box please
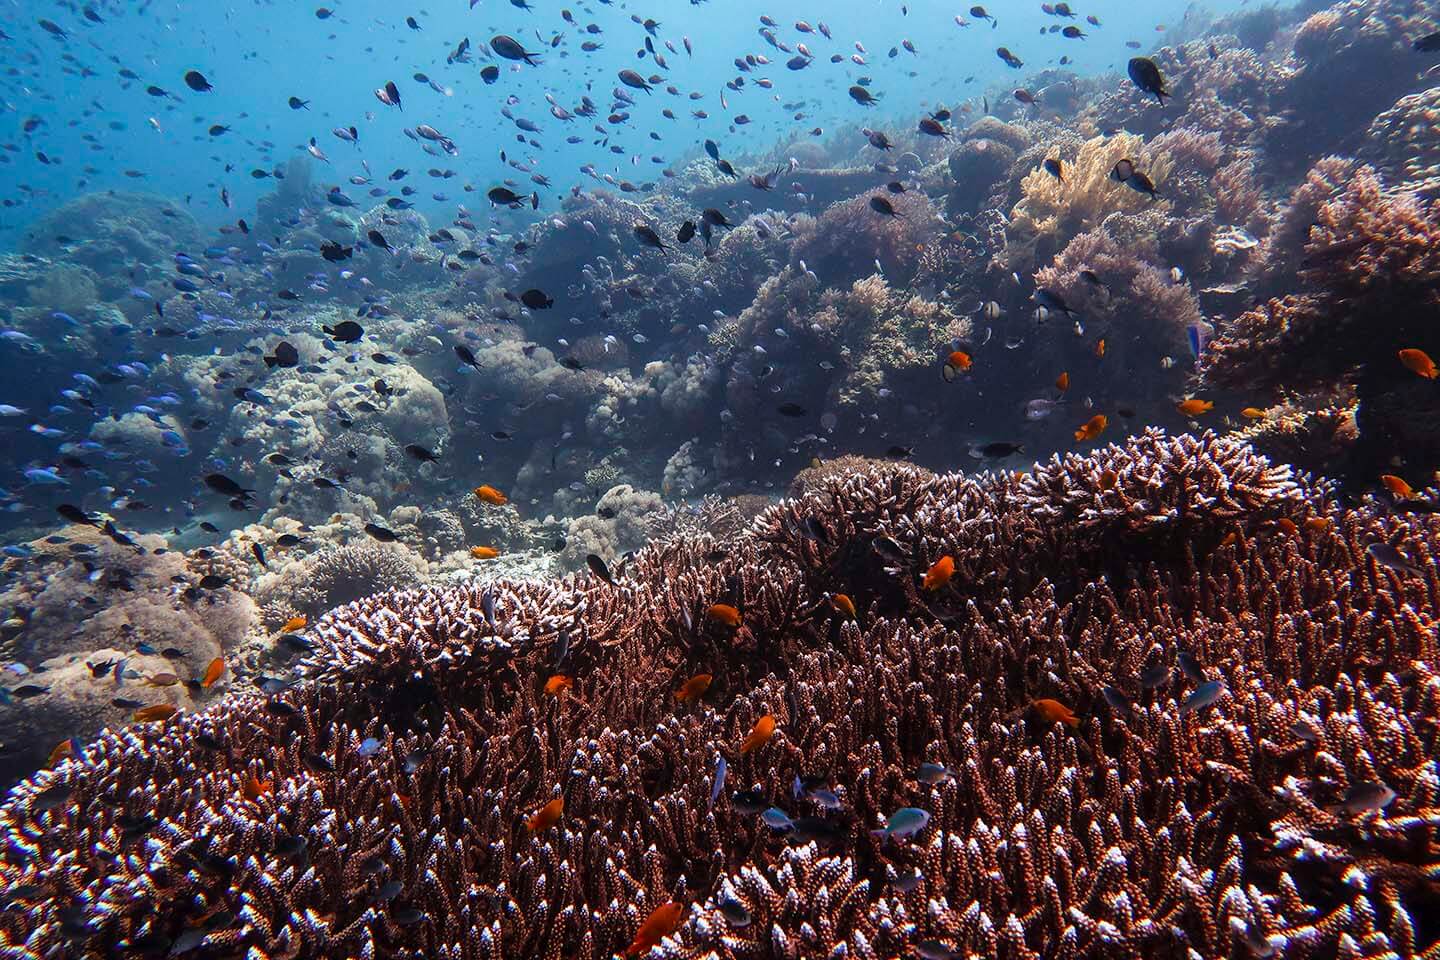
[2,0,1230,244]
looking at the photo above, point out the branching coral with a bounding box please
[1231,397,1360,475]
[1284,0,1434,165]
[5,431,1438,960]
[1208,167,1440,394]
[1033,226,1202,372]
[1004,133,1175,275]
[1206,163,1440,481]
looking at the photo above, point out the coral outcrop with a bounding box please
[4,432,1437,960]
[1206,166,1440,478]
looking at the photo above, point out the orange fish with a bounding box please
[1304,517,1332,533]
[200,657,224,689]
[829,593,857,619]
[1094,338,1106,358]
[674,673,712,704]
[1398,348,1438,379]
[706,603,741,627]
[1032,698,1080,728]
[470,546,501,560]
[47,739,75,766]
[624,902,685,957]
[1176,398,1214,416]
[473,484,508,506]
[1381,475,1415,499]
[1074,414,1107,442]
[947,350,972,371]
[921,555,955,591]
[1055,371,1070,392]
[526,796,564,832]
[280,615,307,633]
[1240,407,1267,419]
[132,703,178,723]
[1273,518,1298,536]
[544,675,573,696]
[243,775,272,802]
[1098,469,1117,490]
[739,714,776,754]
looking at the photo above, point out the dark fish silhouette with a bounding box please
[1127,57,1170,103]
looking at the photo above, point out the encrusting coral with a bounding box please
[3,431,1438,960]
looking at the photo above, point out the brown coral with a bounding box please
[790,189,940,287]
[1207,166,1440,477]
[4,431,1438,960]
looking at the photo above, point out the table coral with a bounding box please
[4,432,1437,960]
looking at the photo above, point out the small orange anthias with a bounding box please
[1380,474,1415,499]
[1176,398,1213,416]
[1032,698,1080,728]
[543,675,573,696]
[1074,414,1107,442]
[921,555,954,591]
[242,774,272,802]
[473,484,508,506]
[200,656,225,689]
[828,593,857,619]
[624,901,685,957]
[739,714,776,754]
[132,703,179,723]
[674,672,712,704]
[526,796,563,832]
[1398,347,1438,379]
[706,603,741,627]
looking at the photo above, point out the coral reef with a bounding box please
[559,483,667,569]
[0,527,255,785]
[1362,87,1440,199]
[5,432,1438,960]
[252,540,428,630]
[790,189,941,287]
[1003,133,1175,276]
[1206,166,1440,477]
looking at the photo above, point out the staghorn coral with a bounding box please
[5,431,1439,960]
